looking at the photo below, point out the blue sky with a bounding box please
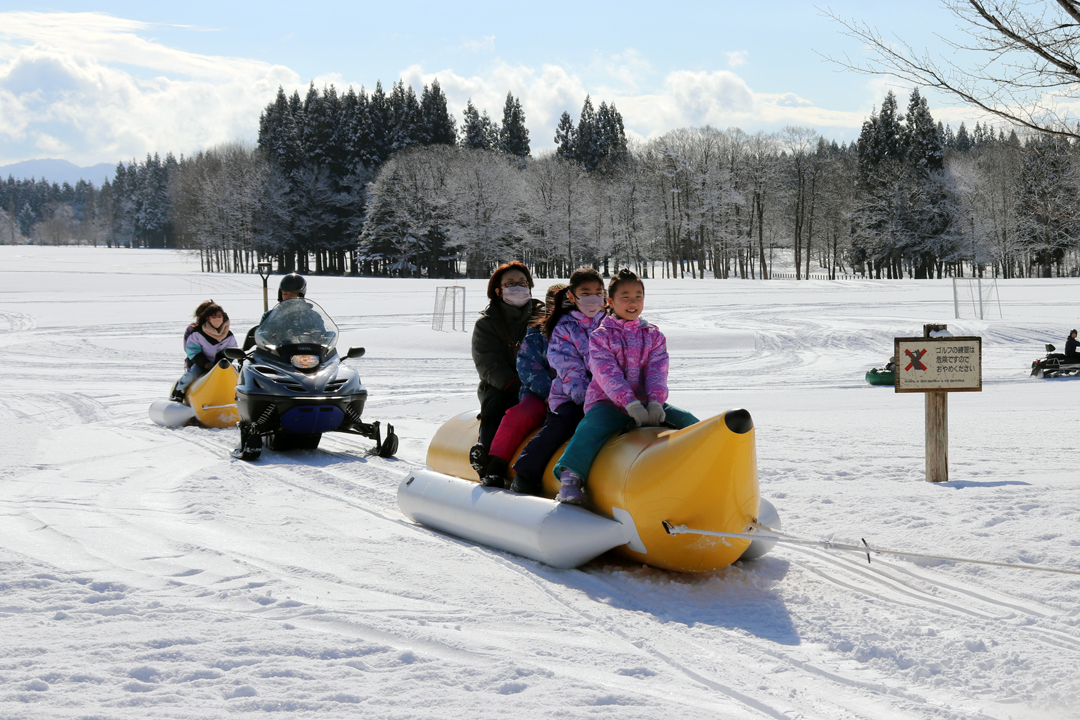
[0,2,980,166]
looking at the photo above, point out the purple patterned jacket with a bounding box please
[584,315,670,414]
[546,310,605,410]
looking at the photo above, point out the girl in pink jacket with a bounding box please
[552,269,699,504]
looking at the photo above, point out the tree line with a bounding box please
[4,80,1080,279]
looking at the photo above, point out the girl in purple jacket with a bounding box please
[553,269,699,504]
[510,268,606,495]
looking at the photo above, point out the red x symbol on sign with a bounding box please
[905,348,927,371]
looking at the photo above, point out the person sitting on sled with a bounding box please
[469,262,544,475]
[172,301,238,401]
[507,268,607,495]
[476,283,566,488]
[1066,329,1080,363]
[551,269,700,504]
[243,273,307,350]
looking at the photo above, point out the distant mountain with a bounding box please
[0,159,116,186]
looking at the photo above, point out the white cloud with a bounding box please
[0,11,297,165]
[457,35,496,53]
[775,92,813,108]
[725,51,749,68]
[398,62,872,150]
[0,10,912,166]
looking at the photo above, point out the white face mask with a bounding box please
[501,286,532,307]
[575,294,605,318]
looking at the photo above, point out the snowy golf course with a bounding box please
[1,246,1078,719]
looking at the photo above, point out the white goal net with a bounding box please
[432,286,466,331]
[952,277,1002,320]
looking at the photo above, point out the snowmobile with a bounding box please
[226,298,398,461]
[1030,343,1080,379]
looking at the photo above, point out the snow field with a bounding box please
[0,246,1078,719]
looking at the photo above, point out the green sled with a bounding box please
[865,368,895,386]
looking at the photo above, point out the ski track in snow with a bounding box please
[1,247,1079,719]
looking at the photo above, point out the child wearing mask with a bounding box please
[510,268,607,496]
[552,269,699,504]
[480,284,567,487]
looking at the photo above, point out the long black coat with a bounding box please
[471,298,544,406]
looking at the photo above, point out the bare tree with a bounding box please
[445,149,529,277]
[827,1,1080,140]
[360,145,454,277]
[31,204,78,245]
[0,209,26,244]
[949,138,1023,276]
[743,132,781,279]
[527,153,587,274]
[780,127,821,279]
[170,142,268,272]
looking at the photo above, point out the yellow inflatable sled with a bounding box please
[149,359,239,429]
[419,409,761,573]
[187,359,240,427]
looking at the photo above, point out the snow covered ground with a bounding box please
[1,246,1078,720]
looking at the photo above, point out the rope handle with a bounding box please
[662,521,1080,577]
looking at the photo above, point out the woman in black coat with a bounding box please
[470,261,543,473]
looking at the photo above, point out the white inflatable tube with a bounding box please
[148,399,197,428]
[738,497,781,561]
[398,469,644,569]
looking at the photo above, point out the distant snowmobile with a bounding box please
[1030,343,1080,379]
[226,298,398,460]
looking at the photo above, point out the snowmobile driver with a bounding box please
[243,273,308,350]
[1066,329,1080,363]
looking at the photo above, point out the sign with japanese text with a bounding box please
[893,337,982,393]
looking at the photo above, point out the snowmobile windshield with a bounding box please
[254,298,339,353]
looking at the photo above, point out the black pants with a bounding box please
[478,387,521,451]
[512,401,584,484]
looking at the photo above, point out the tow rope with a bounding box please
[662,521,1080,577]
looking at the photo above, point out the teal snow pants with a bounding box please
[552,402,699,483]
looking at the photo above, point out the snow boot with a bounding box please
[555,470,585,505]
[169,382,185,403]
[480,455,508,488]
[469,442,488,476]
[510,474,542,496]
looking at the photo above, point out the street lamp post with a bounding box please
[258,261,272,312]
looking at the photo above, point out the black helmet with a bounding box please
[278,273,307,301]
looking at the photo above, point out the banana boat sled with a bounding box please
[149,359,240,429]
[399,408,779,573]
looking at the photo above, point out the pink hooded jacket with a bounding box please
[546,310,605,410]
[584,315,670,414]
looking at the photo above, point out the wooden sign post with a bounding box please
[894,324,982,482]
